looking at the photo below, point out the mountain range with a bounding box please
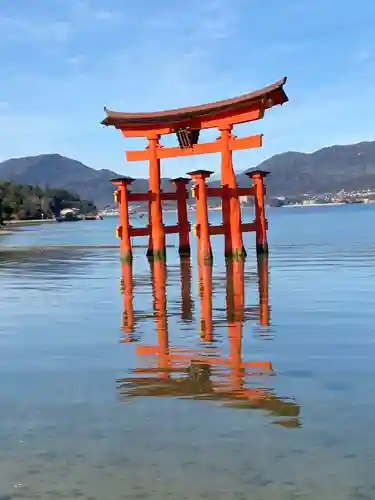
[235,140,375,196]
[0,140,374,207]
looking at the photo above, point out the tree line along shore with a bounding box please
[0,180,97,227]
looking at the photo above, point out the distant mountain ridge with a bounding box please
[0,154,117,208]
[1,140,375,206]
[0,154,175,208]
[237,140,375,196]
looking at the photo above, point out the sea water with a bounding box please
[0,205,374,499]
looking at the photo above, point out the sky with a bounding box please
[0,0,375,178]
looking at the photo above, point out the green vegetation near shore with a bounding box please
[0,181,96,224]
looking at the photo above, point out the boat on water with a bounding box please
[56,208,103,222]
[84,214,104,220]
[56,213,81,222]
[55,208,82,222]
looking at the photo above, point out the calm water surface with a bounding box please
[0,205,375,499]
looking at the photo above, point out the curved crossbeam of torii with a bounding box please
[102,77,287,131]
[102,78,288,262]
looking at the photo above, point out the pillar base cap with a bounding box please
[178,245,191,257]
[147,248,166,262]
[256,243,269,255]
[225,247,247,260]
[198,250,213,265]
[120,251,133,264]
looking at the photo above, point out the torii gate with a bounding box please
[102,78,288,262]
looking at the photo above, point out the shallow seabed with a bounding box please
[0,205,375,499]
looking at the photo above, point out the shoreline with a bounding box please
[4,218,57,227]
[1,218,57,236]
[280,202,366,208]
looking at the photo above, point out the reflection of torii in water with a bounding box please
[118,258,300,425]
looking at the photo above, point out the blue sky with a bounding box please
[1,0,375,178]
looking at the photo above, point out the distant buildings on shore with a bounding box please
[270,189,375,207]
[101,188,375,215]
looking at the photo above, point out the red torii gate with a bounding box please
[102,78,288,262]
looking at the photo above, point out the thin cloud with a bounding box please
[0,1,122,47]
[356,49,372,61]
[1,0,375,176]
[0,112,69,162]
[0,15,71,44]
[95,10,120,21]
[67,55,85,65]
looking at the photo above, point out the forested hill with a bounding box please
[235,140,375,196]
[0,154,118,209]
[0,154,173,208]
[0,181,95,223]
[1,140,375,206]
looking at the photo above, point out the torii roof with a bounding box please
[101,77,288,129]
